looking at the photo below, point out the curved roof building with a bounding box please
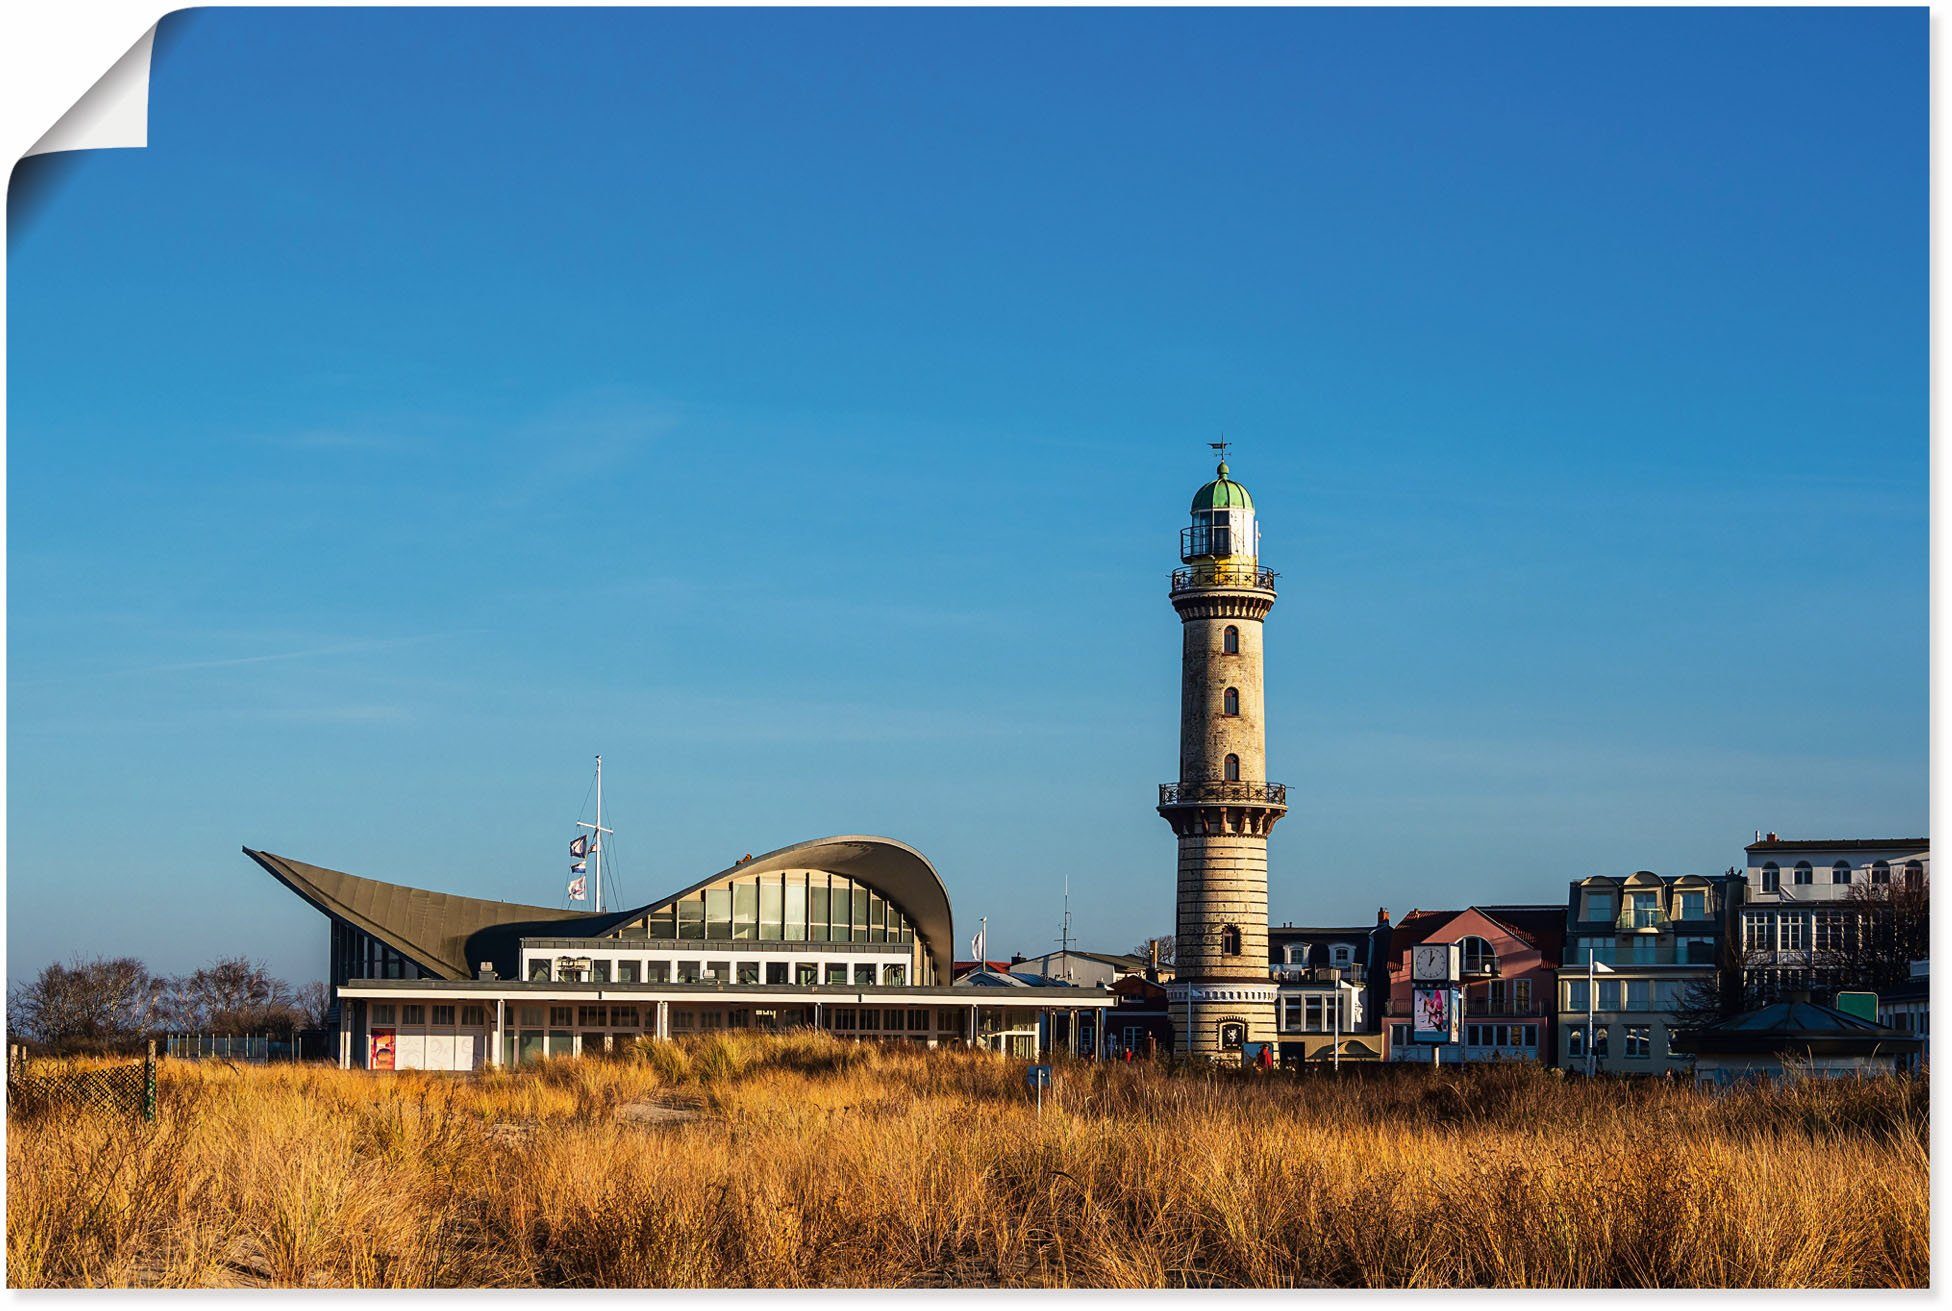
[250,834,954,986]
[251,835,1106,1070]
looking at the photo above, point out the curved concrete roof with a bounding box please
[246,833,953,984]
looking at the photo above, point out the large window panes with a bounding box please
[617,871,923,946]
[733,883,758,941]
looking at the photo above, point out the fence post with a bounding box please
[143,1040,157,1123]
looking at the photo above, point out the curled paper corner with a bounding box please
[26,23,158,158]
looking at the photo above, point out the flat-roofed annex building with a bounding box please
[249,835,1112,1070]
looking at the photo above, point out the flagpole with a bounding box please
[593,754,603,914]
[1586,949,1595,1079]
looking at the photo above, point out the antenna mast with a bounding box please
[1057,877,1073,983]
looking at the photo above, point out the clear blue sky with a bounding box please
[8,7,1924,986]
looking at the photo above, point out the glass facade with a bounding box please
[612,870,920,947]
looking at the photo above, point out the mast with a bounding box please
[575,754,613,914]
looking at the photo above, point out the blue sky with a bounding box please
[8,7,1924,986]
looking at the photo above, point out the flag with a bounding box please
[568,875,587,901]
[570,834,589,859]
[570,859,586,875]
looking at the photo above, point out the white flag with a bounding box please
[568,875,587,902]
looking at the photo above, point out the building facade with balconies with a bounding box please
[1384,906,1563,1064]
[1740,836,1928,1003]
[1556,871,1740,1076]
[1268,913,1392,1064]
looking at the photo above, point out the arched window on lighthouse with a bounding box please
[1224,754,1241,782]
[1222,625,1240,654]
[1222,687,1240,716]
[1221,924,1243,956]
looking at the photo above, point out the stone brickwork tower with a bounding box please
[1158,455,1286,1059]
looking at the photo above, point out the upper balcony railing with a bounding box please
[1171,561,1278,593]
[1616,906,1670,932]
[1159,780,1288,808]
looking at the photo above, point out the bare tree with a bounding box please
[7,956,165,1052]
[1133,935,1176,969]
[295,980,333,1030]
[1835,872,1930,994]
[164,957,304,1037]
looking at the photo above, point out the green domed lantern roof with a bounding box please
[1191,460,1253,513]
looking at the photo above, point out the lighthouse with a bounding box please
[1157,450,1286,1059]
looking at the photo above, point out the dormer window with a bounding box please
[1582,887,1618,922]
[1458,936,1496,974]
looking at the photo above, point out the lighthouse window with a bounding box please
[1222,687,1240,716]
[1222,924,1243,955]
[1224,754,1241,781]
[1223,626,1239,654]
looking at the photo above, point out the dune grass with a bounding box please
[6,1032,1927,1288]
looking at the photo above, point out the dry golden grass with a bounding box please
[6,1033,1928,1288]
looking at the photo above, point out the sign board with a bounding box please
[369,1028,396,1071]
[1412,942,1460,984]
[1411,987,1459,1044]
[1024,1064,1053,1090]
[1835,991,1879,1023]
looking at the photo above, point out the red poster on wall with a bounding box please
[370,1028,396,1070]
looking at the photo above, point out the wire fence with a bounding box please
[7,1043,156,1122]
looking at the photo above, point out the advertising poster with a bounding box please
[369,1028,396,1071]
[1411,988,1459,1044]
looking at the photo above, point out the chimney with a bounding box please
[1377,906,1390,925]
[1766,832,1779,843]
[476,962,494,980]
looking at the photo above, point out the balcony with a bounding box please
[1159,780,1288,808]
[1616,906,1670,933]
[1273,964,1365,985]
[1564,943,1719,968]
[1171,562,1278,593]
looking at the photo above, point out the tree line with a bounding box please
[6,956,330,1053]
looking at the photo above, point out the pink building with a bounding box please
[1384,906,1564,1064]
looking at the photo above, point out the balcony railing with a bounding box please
[1159,780,1288,807]
[1273,964,1365,985]
[1564,943,1719,968]
[1616,907,1670,932]
[1171,562,1278,593]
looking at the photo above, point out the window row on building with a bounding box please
[1742,908,1877,954]
[525,956,908,987]
[1566,1022,1663,1061]
[1562,978,1692,1013]
[1755,859,1922,893]
[606,869,919,945]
